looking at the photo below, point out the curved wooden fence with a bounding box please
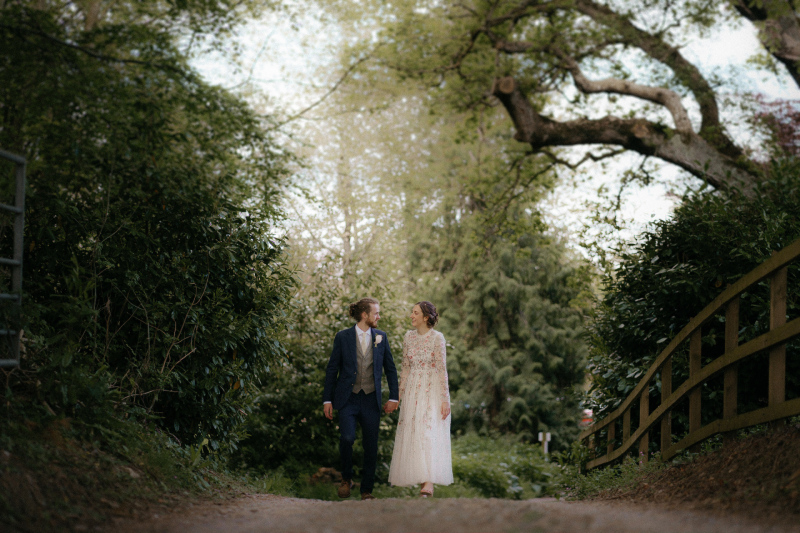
[580,238,800,470]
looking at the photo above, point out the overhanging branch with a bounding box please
[492,76,757,195]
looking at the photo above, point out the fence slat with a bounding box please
[607,419,616,457]
[623,409,631,443]
[689,329,702,441]
[587,316,800,469]
[770,267,787,407]
[664,396,800,460]
[639,388,649,462]
[661,357,672,455]
[723,297,739,443]
[583,238,800,470]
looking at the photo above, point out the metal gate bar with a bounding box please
[0,149,25,368]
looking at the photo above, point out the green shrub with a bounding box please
[450,433,558,498]
[0,4,294,452]
[588,160,800,447]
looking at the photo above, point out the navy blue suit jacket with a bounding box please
[322,327,399,411]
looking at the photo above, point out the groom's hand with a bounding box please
[323,403,333,420]
[384,400,398,414]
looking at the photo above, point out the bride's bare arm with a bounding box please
[398,333,410,400]
[435,333,451,417]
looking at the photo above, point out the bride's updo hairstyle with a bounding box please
[349,297,379,321]
[416,301,439,328]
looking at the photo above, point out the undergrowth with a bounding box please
[0,411,276,532]
[254,433,561,501]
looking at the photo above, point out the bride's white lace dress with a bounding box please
[388,329,453,487]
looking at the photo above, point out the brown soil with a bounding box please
[591,423,800,517]
[110,494,799,533]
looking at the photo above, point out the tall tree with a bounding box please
[339,0,799,196]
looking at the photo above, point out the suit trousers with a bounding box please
[338,390,380,494]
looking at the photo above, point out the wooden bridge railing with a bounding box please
[579,238,800,470]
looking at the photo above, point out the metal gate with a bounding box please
[0,149,25,368]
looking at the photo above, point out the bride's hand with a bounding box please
[441,401,450,419]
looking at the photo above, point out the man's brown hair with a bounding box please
[349,298,379,321]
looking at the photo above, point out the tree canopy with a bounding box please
[333,0,800,196]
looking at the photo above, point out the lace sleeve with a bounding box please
[399,333,410,400]
[435,332,450,403]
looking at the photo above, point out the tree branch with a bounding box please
[492,76,757,195]
[551,46,694,134]
[267,55,371,131]
[574,0,742,158]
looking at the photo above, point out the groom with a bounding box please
[322,297,399,500]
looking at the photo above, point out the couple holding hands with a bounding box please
[322,298,453,500]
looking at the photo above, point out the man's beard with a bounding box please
[366,317,378,329]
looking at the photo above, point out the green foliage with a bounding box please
[233,249,407,477]
[588,159,800,439]
[402,128,593,447]
[450,433,558,498]
[557,453,666,500]
[254,433,558,500]
[0,2,293,451]
[435,227,592,449]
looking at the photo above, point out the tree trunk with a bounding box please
[733,0,800,88]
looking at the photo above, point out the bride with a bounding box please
[388,301,453,497]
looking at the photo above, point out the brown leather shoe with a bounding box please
[338,479,353,498]
[360,493,376,500]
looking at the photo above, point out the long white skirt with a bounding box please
[387,369,454,486]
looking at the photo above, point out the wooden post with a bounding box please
[607,420,616,457]
[723,297,739,444]
[623,409,631,443]
[639,388,649,462]
[770,267,787,408]
[689,329,702,451]
[660,357,672,456]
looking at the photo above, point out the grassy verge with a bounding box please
[556,421,800,518]
[0,415,273,532]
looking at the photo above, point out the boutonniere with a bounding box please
[374,334,383,347]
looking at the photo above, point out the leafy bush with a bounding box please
[588,159,800,444]
[0,4,294,451]
[450,433,559,498]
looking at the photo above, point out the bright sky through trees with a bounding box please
[191,3,800,250]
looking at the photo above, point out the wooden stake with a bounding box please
[770,267,787,407]
[639,388,649,462]
[661,357,672,455]
[723,297,739,444]
[689,329,702,452]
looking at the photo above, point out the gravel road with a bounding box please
[112,494,799,533]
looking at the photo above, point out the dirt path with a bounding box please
[112,494,799,533]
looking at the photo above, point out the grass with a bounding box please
[0,415,275,532]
